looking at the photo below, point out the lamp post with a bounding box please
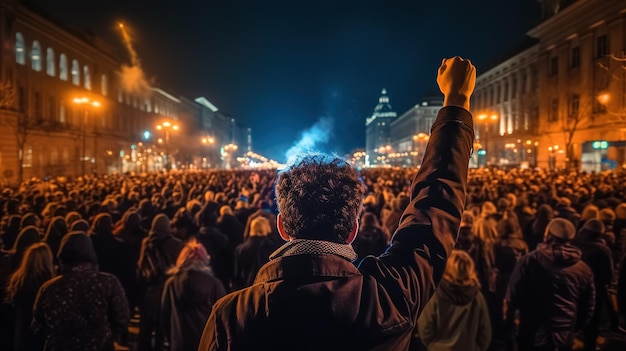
[223,143,238,169]
[477,113,498,165]
[201,136,215,168]
[72,97,100,176]
[156,121,179,170]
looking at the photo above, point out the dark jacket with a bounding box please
[161,263,226,351]
[196,226,233,290]
[417,279,491,351]
[352,225,389,265]
[232,236,277,290]
[198,106,474,350]
[572,229,614,304]
[506,242,595,348]
[33,233,129,351]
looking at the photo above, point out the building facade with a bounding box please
[365,89,397,167]
[0,0,240,183]
[473,0,626,171]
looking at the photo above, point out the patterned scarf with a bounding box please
[269,239,357,262]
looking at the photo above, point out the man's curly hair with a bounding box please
[275,153,365,243]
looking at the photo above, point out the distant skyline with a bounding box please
[30,0,542,162]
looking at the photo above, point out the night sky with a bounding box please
[30,0,541,162]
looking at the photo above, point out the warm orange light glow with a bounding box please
[598,93,610,105]
[156,125,162,130]
[163,121,171,127]
[172,125,179,131]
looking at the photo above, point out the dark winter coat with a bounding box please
[506,242,595,348]
[161,263,226,351]
[196,226,233,290]
[197,106,474,351]
[232,236,277,290]
[417,279,491,351]
[33,233,129,351]
[352,225,389,265]
[572,229,614,305]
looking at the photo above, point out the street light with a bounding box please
[223,143,238,169]
[412,133,429,167]
[201,136,216,168]
[73,97,100,176]
[477,113,498,165]
[156,121,179,170]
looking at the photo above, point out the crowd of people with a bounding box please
[0,165,624,350]
[0,56,625,351]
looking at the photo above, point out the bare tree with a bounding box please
[0,81,29,184]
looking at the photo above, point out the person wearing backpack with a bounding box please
[137,213,183,351]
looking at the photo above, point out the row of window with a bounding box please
[549,34,609,76]
[15,32,108,95]
[14,32,183,124]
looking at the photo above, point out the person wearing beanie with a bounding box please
[137,213,183,351]
[506,218,595,351]
[32,232,129,351]
[573,218,617,350]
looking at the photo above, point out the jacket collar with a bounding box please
[254,253,361,284]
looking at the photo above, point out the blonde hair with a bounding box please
[219,205,233,217]
[443,249,479,287]
[6,242,55,303]
[250,216,271,237]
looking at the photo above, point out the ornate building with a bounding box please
[474,0,626,171]
[365,89,397,166]
[0,0,240,183]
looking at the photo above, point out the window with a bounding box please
[34,91,42,120]
[46,48,55,76]
[71,59,80,85]
[59,54,68,81]
[570,46,580,68]
[504,82,509,101]
[145,99,152,112]
[59,101,66,123]
[31,41,42,71]
[118,89,123,103]
[569,95,579,119]
[83,66,91,90]
[521,73,527,94]
[512,77,517,96]
[15,33,25,65]
[22,145,32,168]
[549,99,559,122]
[48,97,55,121]
[595,34,608,59]
[549,56,558,76]
[50,148,58,164]
[496,85,501,103]
[101,74,107,96]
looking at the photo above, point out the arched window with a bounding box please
[71,59,80,85]
[31,41,42,71]
[15,33,25,65]
[59,54,68,81]
[83,65,91,90]
[101,74,107,96]
[46,48,55,76]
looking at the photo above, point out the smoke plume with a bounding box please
[285,117,334,164]
[118,23,152,96]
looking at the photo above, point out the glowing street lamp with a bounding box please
[477,113,499,165]
[73,97,100,176]
[156,121,179,170]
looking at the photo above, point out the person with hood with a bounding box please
[137,213,183,351]
[417,249,491,351]
[572,219,616,350]
[90,212,134,312]
[5,242,55,351]
[5,226,41,272]
[32,232,129,351]
[161,238,226,351]
[506,218,595,351]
